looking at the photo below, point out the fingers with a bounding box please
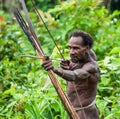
[60,60,70,65]
[41,60,54,71]
[60,60,70,70]
[44,55,49,60]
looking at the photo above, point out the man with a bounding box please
[42,30,100,119]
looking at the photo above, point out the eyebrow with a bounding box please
[68,44,81,48]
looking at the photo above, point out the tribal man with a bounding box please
[42,30,100,119]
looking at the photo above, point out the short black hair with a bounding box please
[70,30,94,48]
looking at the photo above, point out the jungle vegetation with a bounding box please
[0,0,120,119]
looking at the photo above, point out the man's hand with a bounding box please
[41,56,54,71]
[60,60,70,70]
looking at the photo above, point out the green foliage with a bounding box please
[97,47,120,118]
[49,0,120,60]
[0,0,120,118]
[26,0,63,12]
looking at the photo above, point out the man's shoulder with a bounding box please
[89,49,97,61]
[83,60,98,66]
[82,60,99,73]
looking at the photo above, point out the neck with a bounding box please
[79,51,91,63]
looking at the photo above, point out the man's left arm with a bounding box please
[41,58,100,82]
[54,61,99,81]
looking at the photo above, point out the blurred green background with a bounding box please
[0,0,120,119]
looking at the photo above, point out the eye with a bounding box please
[68,46,80,50]
[74,47,79,50]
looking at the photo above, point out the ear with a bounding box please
[85,45,90,51]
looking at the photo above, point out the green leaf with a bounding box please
[109,47,120,54]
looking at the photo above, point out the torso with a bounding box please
[66,60,99,107]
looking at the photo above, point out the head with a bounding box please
[68,30,94,63]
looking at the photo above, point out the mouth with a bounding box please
[70,55,78,62]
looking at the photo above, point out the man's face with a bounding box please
[68,36,88,63]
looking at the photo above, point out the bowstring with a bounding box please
[30,1,87,118]
[72,82,87,119]
[31,0,65,60]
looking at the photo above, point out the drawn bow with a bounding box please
[13,0,79,118]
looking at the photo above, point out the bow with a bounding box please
[31,3,87,118]
[13,0,79,118]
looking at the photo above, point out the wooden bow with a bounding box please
[13,0,79,118]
